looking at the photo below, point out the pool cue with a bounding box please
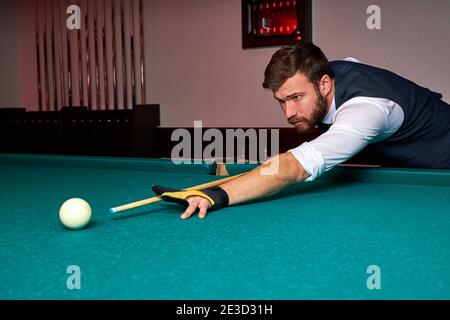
[109,172,245,215]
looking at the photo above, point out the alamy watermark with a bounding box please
[366,5,381,30]
[170,121,280,175]
[66,5,81,30]
[66,265,81,290]
[366,265,381,290]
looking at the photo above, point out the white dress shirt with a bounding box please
[289,59,405,181]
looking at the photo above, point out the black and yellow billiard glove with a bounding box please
[151,185,229,210]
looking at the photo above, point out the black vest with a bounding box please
[325,60,450,169]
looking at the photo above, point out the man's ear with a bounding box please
[319,75,332,96]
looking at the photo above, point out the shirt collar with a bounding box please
[321,95,336,124]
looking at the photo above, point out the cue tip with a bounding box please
[108,207,117,215]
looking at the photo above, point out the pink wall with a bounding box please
[0,1,21,108]
[314,0,450,104]
[0,0,38,110]
[145,0,286,127]
[19,0,39,110]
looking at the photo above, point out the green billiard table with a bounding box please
[1,153,449,299]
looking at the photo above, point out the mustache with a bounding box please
[287,116,308,125]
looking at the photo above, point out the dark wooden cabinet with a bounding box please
[0,105,160,157]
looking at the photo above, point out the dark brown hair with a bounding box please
[263,42,335,92]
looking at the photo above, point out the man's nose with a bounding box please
[284,101,297,119]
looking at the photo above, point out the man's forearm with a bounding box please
[220,152,310,206]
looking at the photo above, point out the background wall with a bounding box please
[1,0,449,127]
[146,0,279,127]
[0,1,21,108]
[314,0,450,104]
[146,0,450,127]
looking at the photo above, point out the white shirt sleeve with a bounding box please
[289,98,403,181]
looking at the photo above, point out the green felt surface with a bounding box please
[0,153,449,299]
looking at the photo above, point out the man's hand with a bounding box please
[151,185,229,219]
[181,196,212,219]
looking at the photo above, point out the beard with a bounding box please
[289,90,328,133]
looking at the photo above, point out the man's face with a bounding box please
[273,72,328,133]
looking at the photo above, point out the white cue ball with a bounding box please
[59,198,92,230]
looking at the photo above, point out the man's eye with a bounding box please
[292,95,301,101]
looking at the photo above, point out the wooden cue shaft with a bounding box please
[110,172,245,213]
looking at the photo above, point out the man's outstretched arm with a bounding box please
[222,152,310,206]
[152,152,310,219]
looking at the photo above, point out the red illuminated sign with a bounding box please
[242,0,311,48]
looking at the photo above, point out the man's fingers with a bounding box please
[198,203,209,219]
[180,197,211,220]
[180,199,199,220]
